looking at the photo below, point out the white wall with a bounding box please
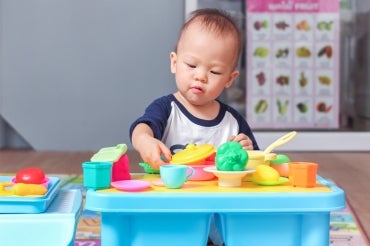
[0,0,181,150]
[1,1,369,151]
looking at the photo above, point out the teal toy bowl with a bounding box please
[82,161,112,189]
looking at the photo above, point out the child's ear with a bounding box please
[170,52,177,74]
[225,70,239,88]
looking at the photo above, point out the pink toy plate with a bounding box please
[111,180,151,191]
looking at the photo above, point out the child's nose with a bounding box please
[194,69,207,83]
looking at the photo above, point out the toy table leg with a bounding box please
[301,213,330,246]
[101,213,129,246]
[218,212,331,246]
[100,212,212,246]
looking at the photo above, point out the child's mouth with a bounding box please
[191,86,203,94]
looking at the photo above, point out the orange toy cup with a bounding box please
[288,162,318,188]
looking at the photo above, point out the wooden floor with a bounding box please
[1,149,369,243]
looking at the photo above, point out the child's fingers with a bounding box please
[159,144,172,162]
[230,134,249,143]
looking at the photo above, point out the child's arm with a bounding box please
[132,123,172,170]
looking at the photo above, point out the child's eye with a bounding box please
[211,70,221,75]
[186,63,196,68]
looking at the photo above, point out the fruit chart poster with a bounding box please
[246,0,340,129]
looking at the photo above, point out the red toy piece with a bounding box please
[112,154,131,181]
[15,167,46,184]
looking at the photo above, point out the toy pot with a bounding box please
[246,151,276,169]
[170,144,216,165]
[169,144,216,181]
[243,151,276,181]
[288,162,318,188]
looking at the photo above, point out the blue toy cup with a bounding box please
[160,164,194,189]
[82,161,112,189]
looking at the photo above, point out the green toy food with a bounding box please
[215,142,248,171]
[270,154,291,165]
[270,154,291,177]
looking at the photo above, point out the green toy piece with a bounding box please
[215,142,249,171]
[270,154,291,165]
[91,144,127,162]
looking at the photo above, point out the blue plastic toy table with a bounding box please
[85,174,345,246]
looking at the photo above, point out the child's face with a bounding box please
[170,22,239,106]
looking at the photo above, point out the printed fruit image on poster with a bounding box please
[246,0,340,129]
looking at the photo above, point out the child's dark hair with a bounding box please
[176,8,243,63]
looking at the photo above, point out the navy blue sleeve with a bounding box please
[223,103,260,150]
[129,95,173,143]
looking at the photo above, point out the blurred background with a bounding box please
[1,0,369,151]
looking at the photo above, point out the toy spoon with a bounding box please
[264,131,297,154]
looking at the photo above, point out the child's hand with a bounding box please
[230,134,254,150]
[132,123,172,170]
[136,137,172,170]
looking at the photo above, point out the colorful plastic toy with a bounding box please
[15,167,47,184]
[186,164,215,181]
[91,143,128,161]
[170,144,216,181]
[90,143,131,181]
[203,166,255,187]
[160,164,195,189]
[82,161,113,189]
[263,131,297,154]
[251,165,289,186]
[246,150,276,169]
[245,132,297,170]
[0,167,50,196]
[270,154,291,177]
[112,154,131,181]
[253,165,280,181]
[12,177,50,188]
[215,141,248,171]
[289,162,318,188]
[0,182,47,196]
[139,162,160,174]
[170,144,215,165]
[111,180,151,192]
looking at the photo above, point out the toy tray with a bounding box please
[0,176,61,214]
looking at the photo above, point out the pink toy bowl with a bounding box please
[188,164,216,181]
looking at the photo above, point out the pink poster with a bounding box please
[246,0,340,129]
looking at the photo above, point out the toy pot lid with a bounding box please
[247,150,276,161]
[171,144,216,164]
